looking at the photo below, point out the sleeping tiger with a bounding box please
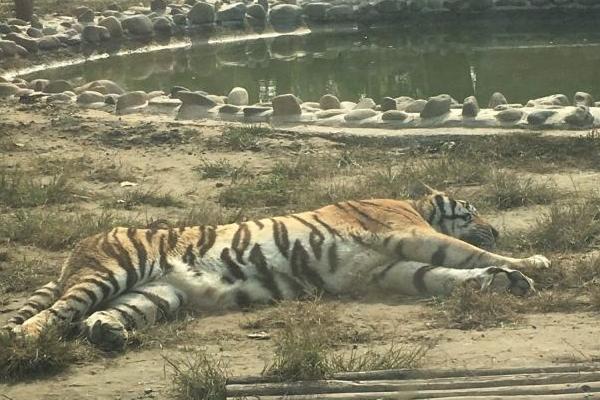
[3,185,546,350]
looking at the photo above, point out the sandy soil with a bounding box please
[1,101,599,399]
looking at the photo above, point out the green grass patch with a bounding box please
[480,171,558,210]
[116,189,185,209]
[0,170,74,208]
[194,159,249,180]
[219,174,291,208]
[221,124,271,151]
[0,210,141,251]
[164,349,228,400]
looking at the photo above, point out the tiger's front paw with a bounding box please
[526,254,550,269]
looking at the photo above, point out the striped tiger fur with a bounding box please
[3,186,546,349]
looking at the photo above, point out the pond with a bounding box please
[22,21,600,105]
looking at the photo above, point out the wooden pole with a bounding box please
[14,0,34,21]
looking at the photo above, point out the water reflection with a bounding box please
[23,26,600,104]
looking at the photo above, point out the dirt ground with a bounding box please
[1,101,600,399]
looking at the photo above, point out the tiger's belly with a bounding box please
[161,240,389,310]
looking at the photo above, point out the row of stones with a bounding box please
[0,77,597,129]
[2,0,600,60]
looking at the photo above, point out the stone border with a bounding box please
[1,75,598,130]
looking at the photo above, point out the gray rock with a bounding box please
[272,93,302,116]
[488,92,507,108]
[0,40,28,56]
[47,93,74,103]
[99,16,123,38]
[173,14,188,25]
[496,108,524,122]
[153,17,173,34]
[420,94,451,118]
[402,99,427,113]
[45,80,73,93]
[526,94,569,107]
[527,110,556,125]
[462,96,479,117]
[77,8,96,23]
[227,87,249,106]
[0,83,20,97]
[319,94,340,110]
[243,106,271,116]
[246,4,266,20]
[77,80,124,95]
[175,90,218,107]
[326,4,354,21]
[170,86,191,96]
[151,0,168,12]
[42,27,58,35]
[303,2,328,20]
[122,14,154,36]
[564,106,594,127]
[574,91,594,107]
[5,33,38,53]
[27,27,43,38]
[188,2,216,24]
[38,35,63,50]
[82,25,111,42]
[7,18,28,26]
[269,4,302,27]
[29,79,49,91]
[104,94,119,105]
[344,109,377,121]
[374,0,404,13]
[217,3,246,22]
[316,109,345,118]
[116,91,148,112]
[381,110,408,121]
[354,97,376,110]
[0,23,11,34]
[219,104,242,113]
[381,97,397,112]
[77,91,105,104]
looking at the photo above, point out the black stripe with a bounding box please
[113,307,138,329]
[30,290,54,302]
[427,205,437,225]
[414,265,437,294]
[272,219,290,258]
[145,227,159,243]
[159,236,175,273]
[63,293,88,305]
[183,244,197,266]
[220,248,247,281]
[334,203,369,230]
[79,287,99,307]
[168,229,179,249]
[291,215,325,260]
[100,232,137,291]
[198,226,217,257]
[395,241,406,260]
[312,214,342,238]
[128,227,148,280]
[345,201,392,228]
[235,290,252,309]
[22,300,45,311]
[431,245,448,265]
[249,244,282,300]
[80,276,113,299]
[327,243,338,273]
[130,290,172,319]
[253,220,265,229]
[85,255,121,295]
[119,303,149,325]
[9,315,25,324]
[46,307,67,320]
[434,195,446,217]
[291,240,325,290]
[232,223,251,262]
[449,198,458,216]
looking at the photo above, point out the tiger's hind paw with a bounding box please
[481,267,535,296]
[85,314,128,351]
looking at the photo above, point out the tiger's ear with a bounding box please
[408,181,444,198]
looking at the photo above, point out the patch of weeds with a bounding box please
[574,255,600,285]
[0,170,74,208]
[402,156,491,189]
[164,349,228,400]
[0,257,56,293]
[88,161,137,183]
[431,285,521,330]
[0,210,141,251]
[194,159,249,180]
[528,291,583,313]
[114,189,185,209]
[480,171,558,210]
[0,329,89,382]
[328,342,428,372]
[271,154,340,181]
[221,124,271,151]
[129,318,197,349]
[527,194,600,252]
[588,286,600,311]
[176,203,239,226]
[34,156,92,176]
[219,174,291,208]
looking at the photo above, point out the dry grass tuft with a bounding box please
[0,170,75,208]
[164,349,228,400]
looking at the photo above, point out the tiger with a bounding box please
[3,185,546,350]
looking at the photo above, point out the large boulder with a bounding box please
[382,110,408,121]
[29,79,49,91]
[45,80,73,93]
[303,2,328,21]
[151,0,168,12]
[345,109,377,121]
[319,94,340,110]
[98,16,123,38]
[77,91,105,104]
[227,87,249,106]
[564,106,594,127]
[462,96,479,117]
[82,25,111,42]
[76,80,124,95]
[116,91,148,113]
[153,17,173,34]
[0,83,20,97]
[326,4,354,21]
[354,97,376,110]
[526,94,569,107]
[526,110,556,126]
[496,108,524,122]
[380,97,397,112]
[246,4,266,20]
[217,3,246,22]
[420,94,451,118]
[121,14,154,36]
[272,93,302,116]
[188,2,216,24]
[4,32,38,53]
[488,92,507,108]
[175,90,218,107]
[38,35,63,50]
[269,4,302,28]
[574,92,594,107]
[401,99,427,113]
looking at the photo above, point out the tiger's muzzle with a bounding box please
[460,223,499,251]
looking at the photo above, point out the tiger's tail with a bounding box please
[2,281,62,331]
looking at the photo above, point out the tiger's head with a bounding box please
[415,184,499,251]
